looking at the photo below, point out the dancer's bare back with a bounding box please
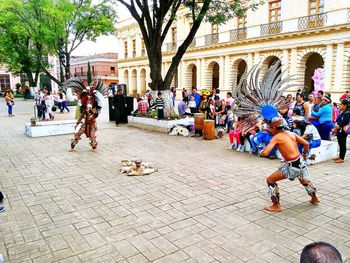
[261,131,309,160]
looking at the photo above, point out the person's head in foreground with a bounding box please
[300,241,343,263]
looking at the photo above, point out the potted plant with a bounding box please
[132,89,138,98]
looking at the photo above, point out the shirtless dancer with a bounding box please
[260,117,320,212]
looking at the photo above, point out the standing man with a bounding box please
[260,117,320,212]
[4,91,14,117]
[112,88,128,126]
[190,87,201,112]
[306,94,315,118]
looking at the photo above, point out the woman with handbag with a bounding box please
[4,91,14,117]
[334,100,350,163]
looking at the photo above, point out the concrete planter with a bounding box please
[127,115,194,133]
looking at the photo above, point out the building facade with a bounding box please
[69,53,119,87]
[0,66,21,92]
[117,0,350,99]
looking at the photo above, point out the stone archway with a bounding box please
[303,52,325,94]
[207,61,220,89]
[232,59,247,88]
[131,69,137,93]
[185,63,197,90]
[140,68,146,95]
[261,56,281,77]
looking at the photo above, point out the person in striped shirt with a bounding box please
[155,92,165,120]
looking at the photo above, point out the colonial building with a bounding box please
[0,66,20,92]
[117,0,350,99]
[69,53,119,87]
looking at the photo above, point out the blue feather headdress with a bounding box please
[233,61,300,126]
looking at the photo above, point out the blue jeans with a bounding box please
[60,101,70,112]
[298,139,321,153]
[7,102,12,115]
[157,109,164,120]
[250,132,269,151]
[319,121,334,141]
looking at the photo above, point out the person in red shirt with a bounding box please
[340,90,349,100]
[137,98,148,115]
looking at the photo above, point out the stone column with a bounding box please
[201,58,206,89]
[290,48,298,76]
[136,68,142,94]
[196,58,201,89]
[254,52,261,65]
[282,49,289,75]
[219,56,225,89]
[334,43,344,91]
[224,55,231,91]
[324,44,333,90]
[247,53,254,70]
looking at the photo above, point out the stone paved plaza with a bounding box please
[0,100,350,263]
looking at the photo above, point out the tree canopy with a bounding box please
[0,0,117,87]
[117,0,262,92]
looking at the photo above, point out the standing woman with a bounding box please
[334,100,350,163]
[4,91,14,117]
[311,96,334,140]
[44,89,54,120]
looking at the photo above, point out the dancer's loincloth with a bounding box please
[279,155,310,180]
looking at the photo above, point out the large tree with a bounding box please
[0,1,43,87]
[117,0,261,93]
[2,0,117,86]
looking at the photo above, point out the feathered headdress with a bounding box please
[233,61,300,127]
[61,78,86,96]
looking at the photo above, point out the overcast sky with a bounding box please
[72,3,130,56]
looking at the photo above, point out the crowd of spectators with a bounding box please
[228,89,350,163]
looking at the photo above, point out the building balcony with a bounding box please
[133,8,349,59]
[166,42,177,52]
[73,71,117,78]
[205,33,219,46]
[298,13,327,30]
[230,28,247,41]
[189,39,196,49]
[260,21,283,36]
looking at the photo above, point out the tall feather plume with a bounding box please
[61,78,86,96]
[233,61,301,126]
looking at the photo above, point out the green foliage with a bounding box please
[0,0,117,86]
[87,61,92,85]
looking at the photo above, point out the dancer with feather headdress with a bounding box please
[61,79,107,151]
[233,62,320,212]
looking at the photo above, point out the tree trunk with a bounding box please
[65,52,71,80]
[24,70,36,87]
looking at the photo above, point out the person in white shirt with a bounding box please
[188,95,197,113]
[44,89,54,120]
[306,94,315,118]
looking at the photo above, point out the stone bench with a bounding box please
[276,140,337,164]
[242,138,337,164]
[128,116,194,133]
[24,120,76,137]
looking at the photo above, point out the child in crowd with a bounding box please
[226,105,235,133]
[188,95,197,113]
[332,102,339,123]
[155,92,164,120]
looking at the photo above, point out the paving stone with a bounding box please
[0,100,350,263]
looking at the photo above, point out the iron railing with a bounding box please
[189,39,196,48]
[230,28,247,41]
[298,13,327,30]
[205,33,219,45]
[166,42,177,52]
[260,21,283,36]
